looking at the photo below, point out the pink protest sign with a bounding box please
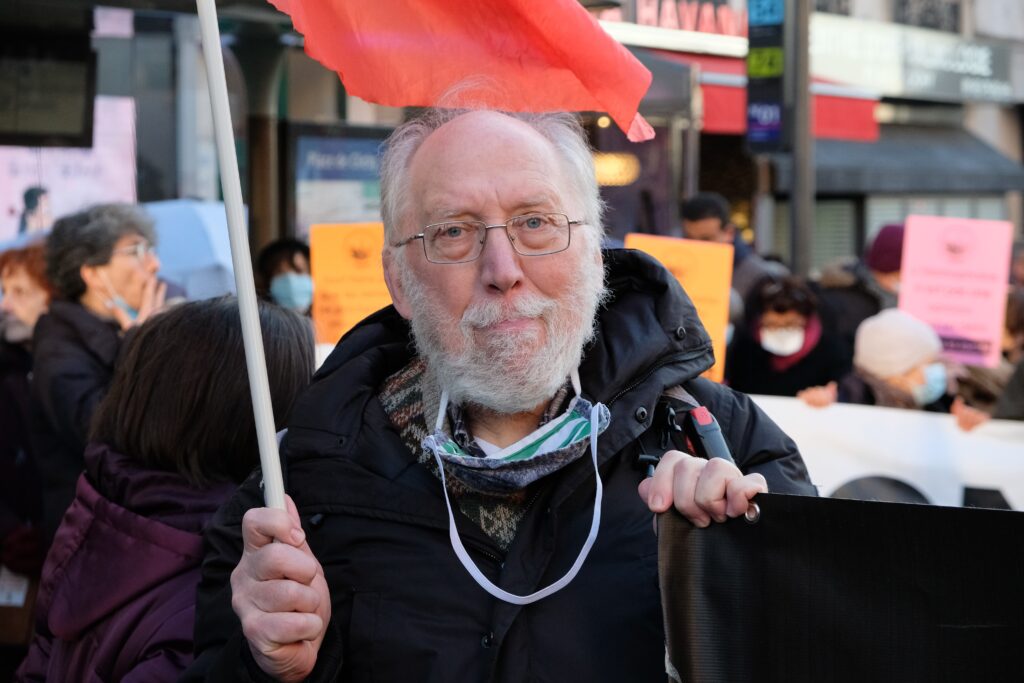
[898,215,1012,368]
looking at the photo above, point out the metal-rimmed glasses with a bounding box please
[393,212,583,264]
[111,241,156,263]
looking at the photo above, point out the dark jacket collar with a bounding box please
[44,300,122,368]
[297,249,713,442]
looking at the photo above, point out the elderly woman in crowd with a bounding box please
[0,243,54,578]
[16,297,314,683]
[726,277,849,397]
[799,309,953,412]
[31,204,167,544]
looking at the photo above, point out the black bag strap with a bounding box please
[636,383,735,476]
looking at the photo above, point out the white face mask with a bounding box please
[761,327,805,357]
[423,367,609,605]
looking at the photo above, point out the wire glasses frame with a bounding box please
[393,212,583,264]
[111,241,157,263]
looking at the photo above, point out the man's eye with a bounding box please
[443,225,464,239]
[523,215,546,229]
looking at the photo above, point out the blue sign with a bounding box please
[296,136,381,182]
[748,0,784,27]
[747,102,782,143]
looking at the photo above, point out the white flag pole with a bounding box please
[196,0,286,510]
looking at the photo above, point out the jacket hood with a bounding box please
[38,444,231,639]
[299,248,713,444]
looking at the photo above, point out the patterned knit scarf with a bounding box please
[378,357,571,551]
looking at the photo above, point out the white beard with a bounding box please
[402,248,607,414]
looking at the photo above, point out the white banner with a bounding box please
[751,395,1024,510]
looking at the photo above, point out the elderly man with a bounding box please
[185,109,814,682]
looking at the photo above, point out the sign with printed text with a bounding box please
[899,215,1012,368]
[624,234,733,382]
[310,223,393,345]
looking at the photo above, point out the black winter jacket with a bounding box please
[29,300,122,544]
[184,250,815,683]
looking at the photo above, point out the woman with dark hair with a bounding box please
[726,277,849,396]
[31,204,168,543]
[16,297,314,683]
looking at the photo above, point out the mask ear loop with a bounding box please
[430,370,603,606]
[435,390,449,433]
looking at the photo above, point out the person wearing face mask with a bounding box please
[799,309,953,412]
[257,238,313,314]
[30,204,168,546]
[726,277,849,397]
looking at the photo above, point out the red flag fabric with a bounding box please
[267,0,654,141]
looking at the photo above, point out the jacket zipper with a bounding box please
[607,346,710,407]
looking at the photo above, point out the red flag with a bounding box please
[267,0,654,141]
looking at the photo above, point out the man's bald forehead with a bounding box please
[410,110,563,169]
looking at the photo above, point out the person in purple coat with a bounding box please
[15,296,314,683]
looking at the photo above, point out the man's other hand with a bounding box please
[231,495,330,682]
[637,451,767,527]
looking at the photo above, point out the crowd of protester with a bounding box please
[683,192,1024,426]
[0,190,1021,680]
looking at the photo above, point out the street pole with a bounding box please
[789,0,814,277]
[196,0,286,510]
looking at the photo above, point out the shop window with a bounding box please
[772,199,857,272]
[866,195,1008,244]
[893,0,961,33]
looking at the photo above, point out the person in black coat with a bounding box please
[816,223,904,359]
[0,243,54,578]
[183,109,814,683]
[726,277,849,397]
[30,204,168,544]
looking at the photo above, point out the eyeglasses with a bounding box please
[112,242,156,262]
[393,213,583,264]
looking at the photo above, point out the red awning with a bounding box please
[651,49,879,143]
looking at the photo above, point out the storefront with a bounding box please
[766,10,1024,270]
[594,0,880,247]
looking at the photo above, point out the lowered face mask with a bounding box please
[761,327,805,357]
[100,272,139,321]
[422,367,610,605]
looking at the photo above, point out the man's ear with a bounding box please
[382,248,413,320]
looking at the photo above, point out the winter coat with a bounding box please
[0,335,44,574]
[731,236,787,302]
[15,443,235,683]
[182,249,816,683]
[725,323,850,397]
[836,370,953,413]
[993,361,1024,421]
[29,300,122,544]
[816,259,895,356]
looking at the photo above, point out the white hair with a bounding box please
[380,107,606,251]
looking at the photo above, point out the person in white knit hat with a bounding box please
[799,309,953,411]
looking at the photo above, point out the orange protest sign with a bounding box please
[624,234,734,382]
[310,223,393,345]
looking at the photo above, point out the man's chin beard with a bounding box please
[416,321,580,415]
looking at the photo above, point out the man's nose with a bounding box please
[147,251,161,273]
[478,226,524,294]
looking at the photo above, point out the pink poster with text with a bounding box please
[899,215,1012,368]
